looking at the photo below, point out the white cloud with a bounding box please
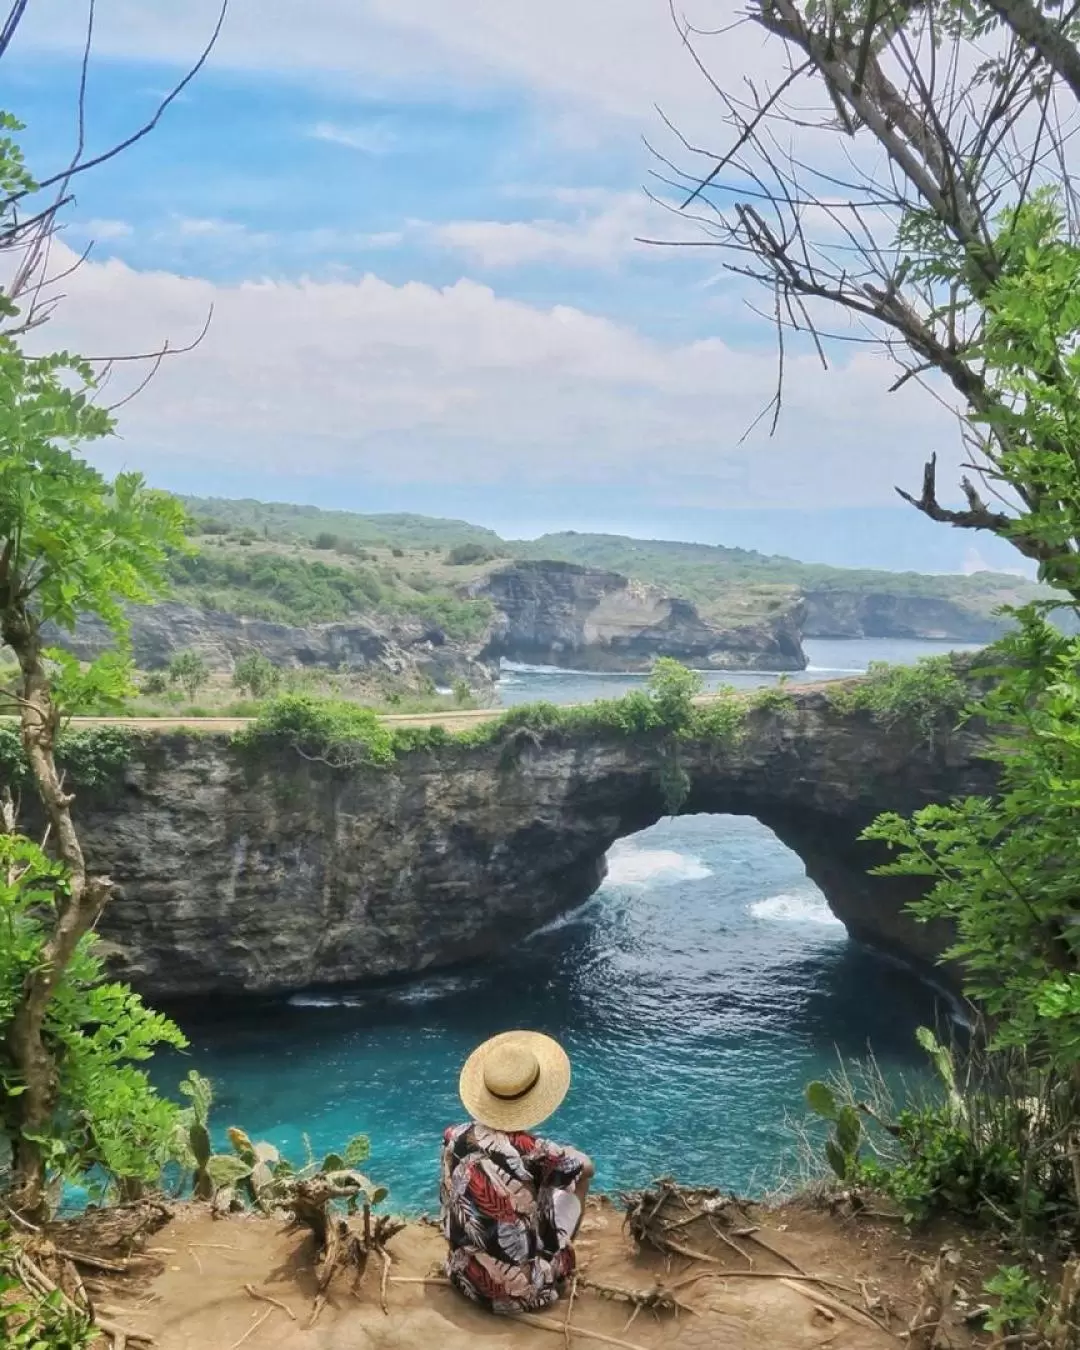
[13,0,776,133]
[430,191,679,268]
[66,218,134,241]
[25,242,965,509]
[172,216,251,237]
[309,120,399,155]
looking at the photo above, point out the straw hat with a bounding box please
[459,1030,571,1132]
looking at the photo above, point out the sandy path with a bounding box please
[62,684,841,737]
[93,1198,971,1350]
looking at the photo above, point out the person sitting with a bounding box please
[440,1030,594,1316]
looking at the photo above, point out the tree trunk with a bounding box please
[1,603,113,1219]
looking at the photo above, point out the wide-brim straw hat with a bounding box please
[459,1030,571,1132]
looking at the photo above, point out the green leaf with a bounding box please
[205,1154,254,1188]
[824,1139,849,1181]
[321,1152,345,1173]
[188,1123,212,1169]
[806,1081,838,1120]
[342,1134,371,1167]
[835,1106,861,1157]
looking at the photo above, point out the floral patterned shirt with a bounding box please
[440,1121,589,1315]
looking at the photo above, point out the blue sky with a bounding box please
[5,1,1026,574]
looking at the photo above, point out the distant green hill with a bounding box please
[515,530,1039,621]
[180,497,504,553]
[174,495,1044,634]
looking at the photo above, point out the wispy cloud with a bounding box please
[309,119,399,155]
[430,192,681,269]
[67,218,134,241]
[32,241,963,510]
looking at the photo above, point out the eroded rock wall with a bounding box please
[472,560,807,671]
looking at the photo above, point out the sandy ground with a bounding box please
[88,1198,995,1350]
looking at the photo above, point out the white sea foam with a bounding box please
[805,665,864,675]
[287,995,343,1008]
[749,889,843,925]
[603,842,711,887]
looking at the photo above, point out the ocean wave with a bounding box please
[603,843,712,887]
[499,661,646,678]
[387,973,488,1005]
[749,889,843,925]
[286,972,489,1011]
[805,665,864,675]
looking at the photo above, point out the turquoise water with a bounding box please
[160,639,965,1212]
[164,815,948,1214]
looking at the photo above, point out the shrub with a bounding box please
[0,1230,95,1348]
[828,655,968,743]
[0,836,188,1205]
[647,656,703,727]
[0,724,133,793]
[242,694,397,767]
[446,542,493,566]
[168,651,210,699]
[314,531,339,550]
[232,651,281,699]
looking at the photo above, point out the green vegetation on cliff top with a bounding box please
[179,495,1038,630]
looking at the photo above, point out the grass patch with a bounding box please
[827,655,969,742]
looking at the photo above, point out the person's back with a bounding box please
[439,1031,593,1316]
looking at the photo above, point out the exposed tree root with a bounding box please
[278,1176,406,1325]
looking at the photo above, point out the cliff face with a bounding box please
[70,687,995,1002]
[45,602,497,693]
[472,560,807,672]
[803,590,1008,642]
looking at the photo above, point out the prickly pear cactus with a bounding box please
[806,1080,863,1181]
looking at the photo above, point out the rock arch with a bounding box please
[77,686,995,1001]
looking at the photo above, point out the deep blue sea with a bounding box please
[164,638,975,1213]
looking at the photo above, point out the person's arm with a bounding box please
[528,1138,591,1188]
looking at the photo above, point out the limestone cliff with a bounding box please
[66,685,995,1002]
[803,589,1009,642]
[45,601,497,694]
[471,560,808,672]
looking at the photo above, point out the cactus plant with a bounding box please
[176,1071,256,1201]
[806,1080,864,1181]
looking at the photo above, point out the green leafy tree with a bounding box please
[232,651,281,699]
[866,617,1080,1078]
[0,833,187,1203]
[646,657,703,727]
[0,129,189,1215]
[0,360,186,1212]
[660,0,1080,604]
[168,651,210,700]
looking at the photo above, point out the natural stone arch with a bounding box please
[73,686,996,1001]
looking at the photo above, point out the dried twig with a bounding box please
[243,1283,296,1321]
[95,1318,154,1346]
[56,1248,130,1274]
[672,1266,856,1293]
[781,1279,893,1334]
[380,1249,392,1316]
[565,1274,578,1347]
[226,1308,272,1350]
[517,1313,652,1350]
